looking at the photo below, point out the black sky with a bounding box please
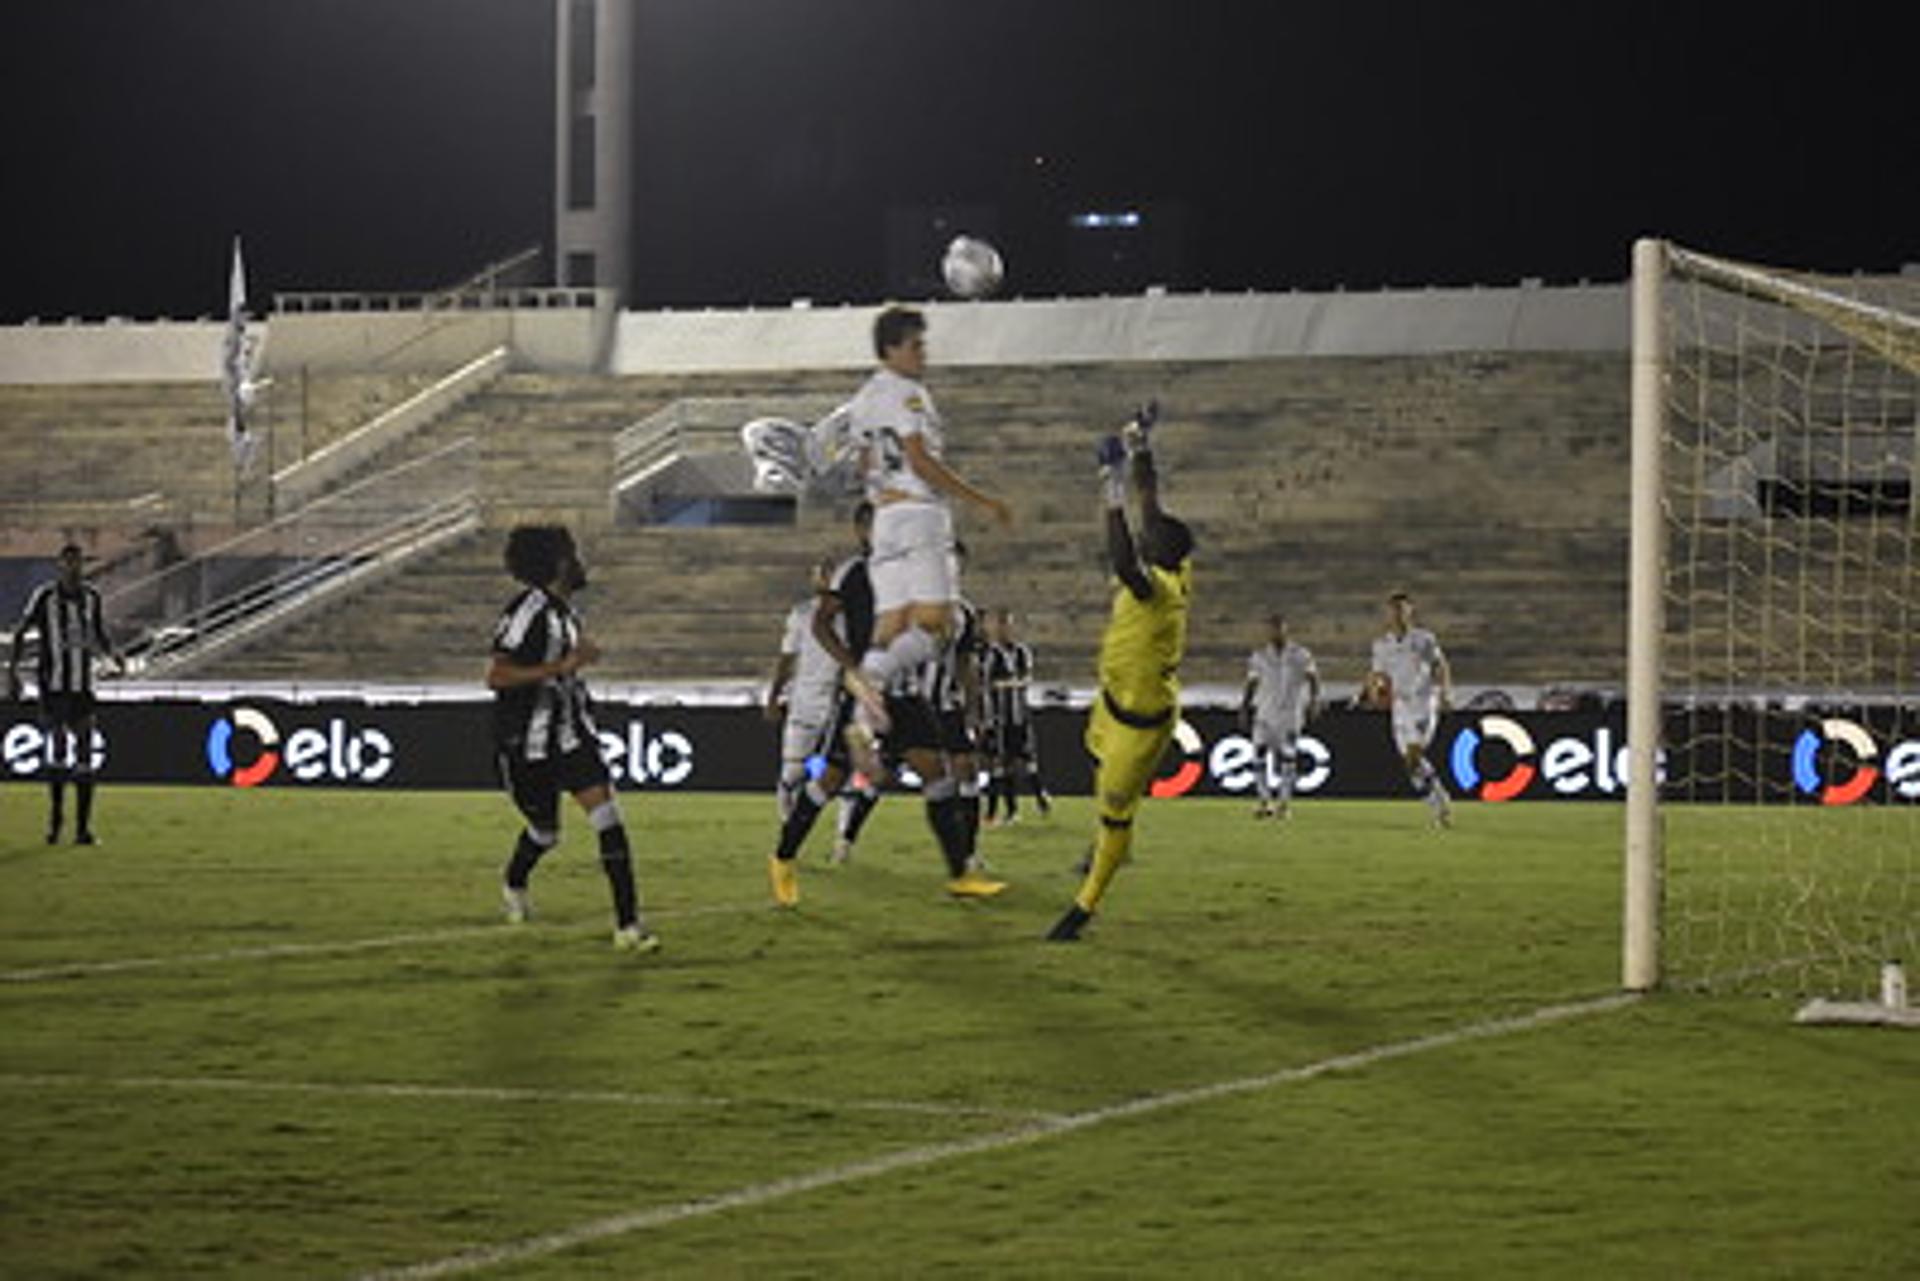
[2,1,1913,322]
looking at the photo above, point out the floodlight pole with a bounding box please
[1624,237,1666,992]
[554,0,634,303]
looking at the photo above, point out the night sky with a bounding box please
[3,0,1913,323]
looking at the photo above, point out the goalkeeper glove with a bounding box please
[1096,434,1128,507]
[1122,400,1159,456]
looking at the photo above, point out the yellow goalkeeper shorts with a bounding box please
[1084,691,1176,824]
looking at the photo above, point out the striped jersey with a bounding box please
[980,640,1036,731]
[825,554,875,659]
[16,581,112,696]
[491,586,598,763]
[909,598,981,715]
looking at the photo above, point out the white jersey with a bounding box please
[780,600,841,717]
[848,367,945,505]
[1370,627,1445,709]
[1247,641,1317,726]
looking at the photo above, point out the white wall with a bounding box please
[611,283,1630,375]
[0,284,1627,386]
[0,319,229,384]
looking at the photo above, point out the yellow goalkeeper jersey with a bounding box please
[1097,559,1192,721]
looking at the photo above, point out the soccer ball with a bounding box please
[941,235,1004,299]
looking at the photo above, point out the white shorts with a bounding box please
[1390,699,1438,754]
[781,705,836,766]
[869,500,956,615]
[1251,718,1303,756]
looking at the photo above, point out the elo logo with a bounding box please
[1792,718,1879,806]
[1149,720,1206,798]
[1450,715,1537,802]
[2,721,107,776]
[206,705,393,786]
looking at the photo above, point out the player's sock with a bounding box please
[504,826,557,888]
[1278,752,1299,806]
[1410,758,1448,816]
[837,781,879,846]
[589,801,641,929]
[74,773,97,838]
[1073,815,1134,913]
[45,768,68,840]
[1254,750,1277,810]
[1004,774,1021,821]
[1031,775,1053,817]
[777,779,830,860]
[922,777,970,878]
[956,775,982,857]
[983,773,1003,823]
[776,761,806,822]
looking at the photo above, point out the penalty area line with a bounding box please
[356,991,1642,1281]
[0,902,765,984]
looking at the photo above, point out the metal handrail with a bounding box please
[103,437,478,654]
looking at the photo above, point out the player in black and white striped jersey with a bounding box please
[979,608,1052,826]
[487,525,659,954]
[7,544,121,845]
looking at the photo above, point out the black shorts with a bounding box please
[990,720,1035,767]
[883,692,944,755]
[41,692,97,729]
[496,744,610,831]
[936,707,976,757]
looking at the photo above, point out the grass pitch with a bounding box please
[1,788,1915,1278]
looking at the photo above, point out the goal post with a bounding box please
[1626,239,1920,998]
[1625,238,1665,992]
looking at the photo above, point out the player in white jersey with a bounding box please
[843,306,1011,746]
[1240,613,1320,820]
[1366,591,1454,826]
[764,559,843,822]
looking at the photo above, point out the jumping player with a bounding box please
[1047,406,1193,942]
[843,307,1011,747]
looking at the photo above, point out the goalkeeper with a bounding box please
[1047,406,1193,942]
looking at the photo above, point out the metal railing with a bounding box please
[612,395,843,495]
[104,437,481,676]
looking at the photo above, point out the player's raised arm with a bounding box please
[1122,401,1165,533]
[1099,434,1153,601]
[902,433,1012,526]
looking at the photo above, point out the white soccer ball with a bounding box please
[941,235,1004,299]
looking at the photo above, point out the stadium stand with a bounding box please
[188,354,1631,690]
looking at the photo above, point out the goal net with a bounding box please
[1627,241,1920,998]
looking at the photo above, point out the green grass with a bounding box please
[1,789,1914,1279]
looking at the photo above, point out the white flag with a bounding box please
[221,235,265,471]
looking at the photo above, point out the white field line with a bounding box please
[0,1072,1059,1124]
[0,903,765,984]
[357,992,1642,1281]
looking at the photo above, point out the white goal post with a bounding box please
[1626,239,1920,997]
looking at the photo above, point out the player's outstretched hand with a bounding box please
[984,495,1015,528]
[1122,400,1159,455]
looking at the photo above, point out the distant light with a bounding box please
[1069,211,1143,230]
